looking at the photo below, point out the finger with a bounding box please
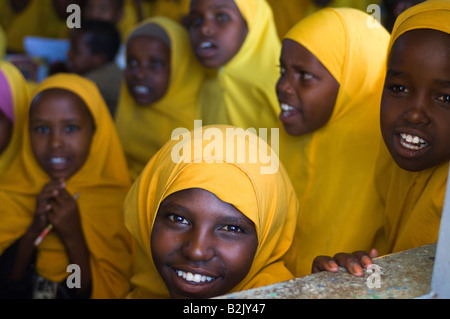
[312,256,339,273]
[369,248,379,258]
[334,252,364,277]
[352,250,375,269]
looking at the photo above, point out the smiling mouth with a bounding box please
[280,103,295,112]
[50,157,67,164]
[399,133,429,150]
[196,41,217,59]
[200,41,213,50]
[133,85,150,95]
[175,269,216,284]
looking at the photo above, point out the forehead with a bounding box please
[191,0,241,13]
[127,36,170,55]
[389,29,450,67]
[30,89,91,120]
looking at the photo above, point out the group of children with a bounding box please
[0,0,449,300]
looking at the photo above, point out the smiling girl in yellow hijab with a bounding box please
[188,0,280,132]
[0,74,134,298]
[0,61,30,177]
[115,16,204,182]
[374,0,450,255]
[279,8,391,277]
[124,124,298,298]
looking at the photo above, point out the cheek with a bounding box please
[150,224,178,264]
[219,237,258,280]
[380,96,400,136]
[29,135,46,160]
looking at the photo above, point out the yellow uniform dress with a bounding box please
[0,74,134,298]
[124,125,299,298]
[280,8,390,277]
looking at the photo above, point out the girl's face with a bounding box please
[0,110,13,155]
[276,39,340,136]
[125,36,171,106]
[380,29,450,172]
[188,0,248,68]
[151,188,258,299]
[29,89,95,180]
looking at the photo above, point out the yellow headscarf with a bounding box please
[280,8,390,277]
[0,61,30,177]
[115,16,204,182]
[0,74,134,298]
[124,125,298,298]
[198,0,280,132]
[374,0,450,254]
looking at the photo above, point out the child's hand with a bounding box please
[31,178,66,234]
[46,186,82,242]
[311,248,379,277]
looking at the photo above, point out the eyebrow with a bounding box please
[437,79,450,88]
[386,69,409,79]
[159,200,190,214]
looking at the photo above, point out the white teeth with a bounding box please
[50,157,66,164]
[400,133,428,150]
[281,103,294,112]
[176,270,215,283]
[200,42,212,49]
[133,86,149,94]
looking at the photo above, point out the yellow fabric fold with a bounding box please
[115,16,204,182]
[198,0,280,131]
[374,0,450,254]
[124,124,298,298]
[0,61,30,177]
[280,8,390,276]
[6,0,69,53]
[0,74,134,298]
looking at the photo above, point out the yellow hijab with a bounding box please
[0,61,30,177]
[280,8,390,277]
[124,125,298,298]
[0,74,134,298]
[198,0,280,132]
[115,16,204,182]
[374,0,450,254]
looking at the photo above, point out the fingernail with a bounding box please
[328,260,338,270]
[362,256,372,267]
[352,264,363,276]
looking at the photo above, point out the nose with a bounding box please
[200,19,214,37]
[403,92,431,125]
[182,228,215,262]
[50,131,63,149]
[276,74,294,98]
